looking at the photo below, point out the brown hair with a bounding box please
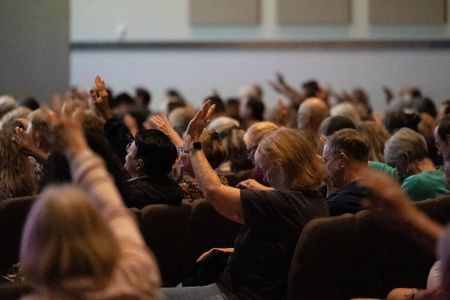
[0,132,37,200]
[200,129,227,169]
[255,128,324,190]
[20,185,119,290]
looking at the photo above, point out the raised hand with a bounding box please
[185,100,215,142]
[90,75,112,120]
[149,114,183,147]
[51,100,87,156]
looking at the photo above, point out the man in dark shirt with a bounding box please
[323,128,370,216]
[124,129,183,208]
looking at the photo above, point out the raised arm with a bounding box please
[90,75,132,163]
[185,100,244,224]
[149,114,184,148]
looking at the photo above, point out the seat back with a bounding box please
[0,196,35,274]
[139,203,191,286]
[287,214,356,300]
[182,199,241,275]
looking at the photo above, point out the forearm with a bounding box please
[190,148,244,223]
[190,149,223,197]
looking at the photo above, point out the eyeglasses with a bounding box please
[246,146,257,159]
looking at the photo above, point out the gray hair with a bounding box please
[330,102,361,126]
[384,127,428,167]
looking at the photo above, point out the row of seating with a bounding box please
[1,195,450,299]
[288,195,450,299]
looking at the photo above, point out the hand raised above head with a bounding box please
[90,75,112,119]
[51,99,87,155]
[185,100,215,142]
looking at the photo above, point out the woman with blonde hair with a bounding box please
[242,121,278,185]
[358,121,390,162]
[160,101,328,300]
[20,79,160,299]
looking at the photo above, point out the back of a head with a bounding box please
[168,107,196,137]
[384,127,428,166]
[437,114,450,142]
[28,108,51,134]
[302,80,320,98]
[135,87,151,107]
[0,95,17,119]
[245,97,265,121]
[255,128,324,189]
[358,121,390,162]
[319,115,356,137]
[238,84,263,101]
[20,185,119,290]
[200,129,228,169]
[384,111,420,134]
[21,97,40,111]
[135,129,177,177]
[327,128,370,162]
[243,121,279,149]
[204,96,226,114]
[297,98,329,130]
[207,116,240,136]
[330,102,361,126]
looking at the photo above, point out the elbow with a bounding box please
[203,184,222,202]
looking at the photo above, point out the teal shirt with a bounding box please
[368,161,399,181]
[401,169,449,201]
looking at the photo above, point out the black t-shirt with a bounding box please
[326,181,368,216]
[125,176,183,209]
[218,188,328,300]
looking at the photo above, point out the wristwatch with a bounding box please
[182,141,202,153]
[192,141,202,151]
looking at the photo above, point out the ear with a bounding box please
[339,152,347,167]
[136,158,144,171]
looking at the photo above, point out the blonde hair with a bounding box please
[243,121,279,149]
[255,128,324,190]
[358,121,390,162]
[20,185,119,291]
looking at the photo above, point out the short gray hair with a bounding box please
[384,127,428,166]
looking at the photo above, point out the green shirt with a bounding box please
[401,169,449,201]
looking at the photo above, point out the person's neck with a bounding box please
[342,162,369,185]
[414,158,436,173]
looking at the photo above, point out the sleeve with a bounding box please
[70,149,146,247]
[70,149,161,293]
[240,189,294,229]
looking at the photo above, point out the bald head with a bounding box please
[297,98,329,133]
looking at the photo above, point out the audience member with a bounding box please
[297,97,329,149]
[239,96,265,129]
[160,101,328,300]
[124,129,182,208]
[19,100,160,299]
[242,121,279,185]
[384,128,448,201]
[0,132,37,201]
[323,129,370,215]
[358,121,390,162]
